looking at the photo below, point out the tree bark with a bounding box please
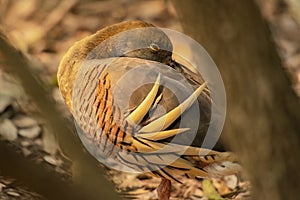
[172,1,300,200]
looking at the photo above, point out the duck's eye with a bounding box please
[149,43,160,51]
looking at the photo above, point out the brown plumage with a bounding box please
[57,21,241,200]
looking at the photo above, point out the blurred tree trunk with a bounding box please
[172,1,300,200]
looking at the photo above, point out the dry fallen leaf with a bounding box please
[18,126,41,139]
[12,114,38,128]
[43,155,59,166]
[0,119,18,141]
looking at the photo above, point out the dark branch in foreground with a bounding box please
[0,141,91,199]
[0,32,120,200]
